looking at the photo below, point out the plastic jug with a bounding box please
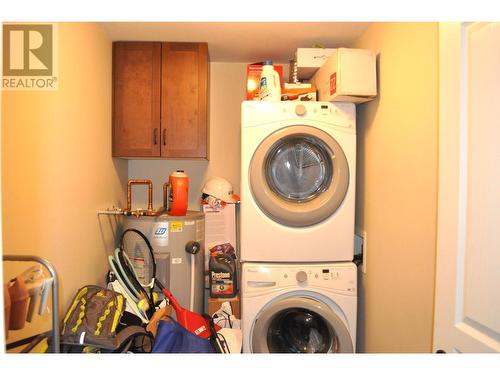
[164,170,189,216]
[8,277,29,330]
[209,250,238,298]
[258,60,281,102]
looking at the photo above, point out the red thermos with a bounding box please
[166,170,189,216]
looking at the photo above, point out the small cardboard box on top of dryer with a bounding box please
[310,47,377,104]
[295,47,336,80]
[281,83,317,101]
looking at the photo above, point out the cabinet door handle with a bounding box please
[162,129,167,146]
[153,128,158,145]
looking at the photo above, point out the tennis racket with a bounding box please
[119,228,157,319]
[117,228,219,337]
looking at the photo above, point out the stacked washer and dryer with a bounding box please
[240,101,358,353]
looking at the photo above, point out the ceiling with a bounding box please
[100,22,371,63]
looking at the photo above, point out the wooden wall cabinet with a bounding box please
[112,42,209,159]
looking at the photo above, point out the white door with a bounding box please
[433,22,500,353]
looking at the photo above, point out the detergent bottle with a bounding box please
[258,60,281,102]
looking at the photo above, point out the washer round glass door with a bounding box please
[250,126,349,227]
[251,296,353,353]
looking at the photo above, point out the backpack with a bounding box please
[61,285,153,353]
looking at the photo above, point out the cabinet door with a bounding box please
[161,42,208,159]
[113,42,161,157]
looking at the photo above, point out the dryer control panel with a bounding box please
[242,262,357,294]
[241,101,355,131]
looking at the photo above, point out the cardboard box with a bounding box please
[310,48,377,104]
[202,203,237,273]
[295,47,336,80]
[208,296,240,319]
[281,86,317,101]
[246,62,284,100]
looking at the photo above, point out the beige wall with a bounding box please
[2,23,127,314]
[128,62,247,210]
[351,23,439,352]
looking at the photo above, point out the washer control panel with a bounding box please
[243,263,357,294]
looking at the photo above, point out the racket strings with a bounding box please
[119,229,157,320]
[121,231,155,288]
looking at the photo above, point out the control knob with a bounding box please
[296,271,308,283]
[295,104,307,116]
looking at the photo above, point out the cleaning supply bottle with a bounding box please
[209,251,237,298]
[258,60,281,102]
[8,277,29,330]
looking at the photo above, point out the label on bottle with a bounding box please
[259,76,269,99]
[210,271,234,296]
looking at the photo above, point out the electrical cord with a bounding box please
[216,332,230,353]
[213,310,233,329]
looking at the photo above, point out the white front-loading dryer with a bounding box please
[241,262,357,353]
[240,101,356,262]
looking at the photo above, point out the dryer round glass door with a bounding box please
[249,125,349,227]
[266,136,332,202]
[251,296,354,353]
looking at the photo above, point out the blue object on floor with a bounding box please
[152,318,214,353]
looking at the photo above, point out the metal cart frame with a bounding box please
[3,255,60,353]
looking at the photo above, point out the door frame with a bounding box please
[433,21,464,353]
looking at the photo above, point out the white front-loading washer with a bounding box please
[241,262,357,353]
[240,101,356,262]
